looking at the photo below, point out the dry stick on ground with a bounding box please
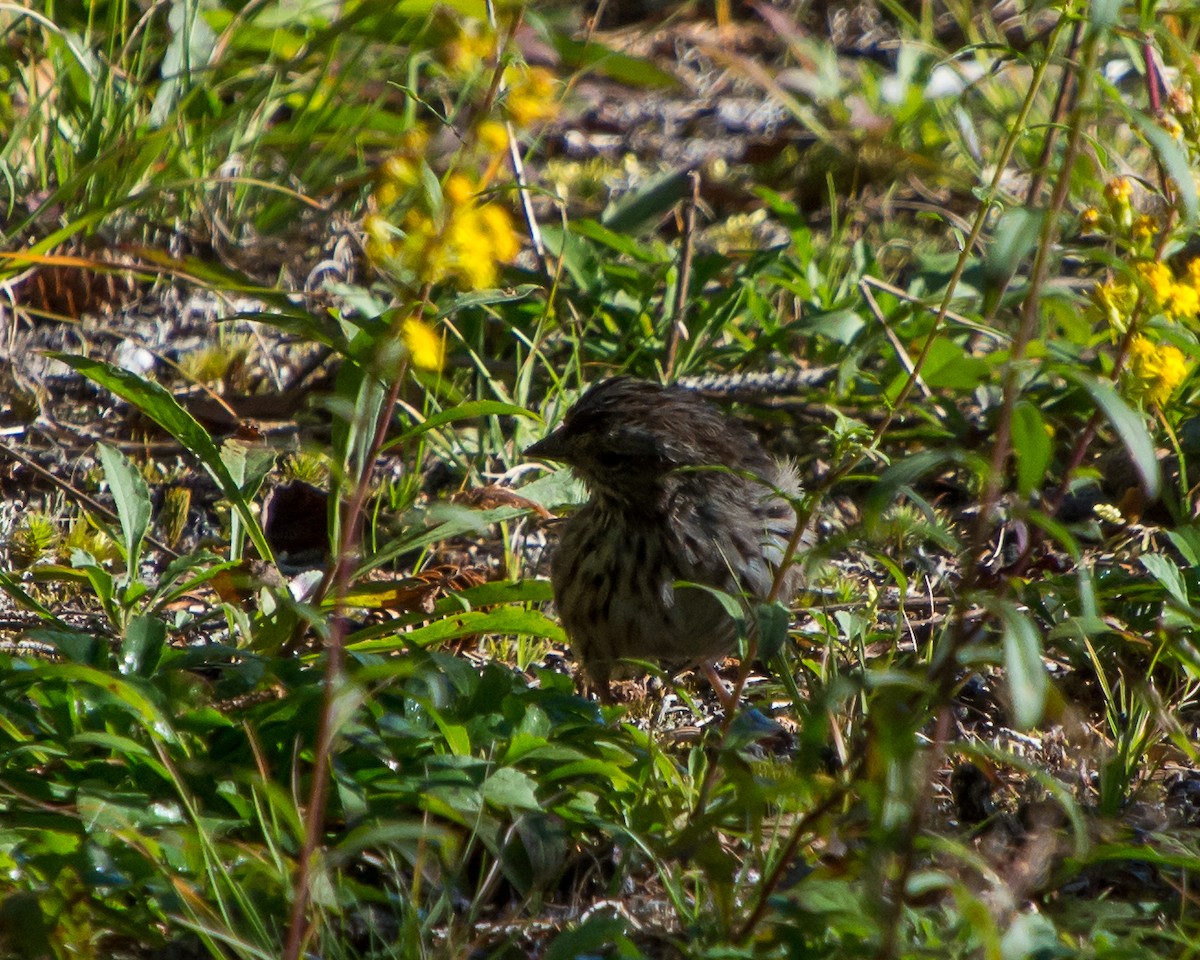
[665,170,701,379]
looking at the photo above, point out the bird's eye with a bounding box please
[594,450,624,470]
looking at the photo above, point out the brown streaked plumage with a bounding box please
[526,377,806,700]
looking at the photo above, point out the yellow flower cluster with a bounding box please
[1135,260,1200,321]
[398,174,520,291]
[1125,335,1190,407]
[1093,259,1200,332]
[375,127,430,207]
[1090,277,1137,332]
[400,317,445,372]
[444,22,496,77]
[504,64,559,127]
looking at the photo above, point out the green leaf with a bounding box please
[1086,0,1120,33]
[544,916,631,960]
[1010,401,1051,496]
[994,601,1048,730]
[482,767,541,811]
[920,338,989,390]
[121,615,166,677]
[221,438,277,560]
[756,601,791,662]
[28,628,102,665]
[553,36,679,89]
[1168,527,1200,567]
[1067,372,1160,500]
[983,207,1044,286]
[865,450,956,528]
[570,219,662,263]
[97,443,152,576]
[390,400,539,447]
[600,170,690,234]
[48,354,275,562]
[347,607,565,653]
[1140,553,1189,607]
[1129,110,1199,226]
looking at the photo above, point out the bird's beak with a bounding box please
[525,428,569,462]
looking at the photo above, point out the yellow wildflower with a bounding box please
[397,198,519,290]
[443,173,476,208]
[1091,278,1136,332]
[477,203,520,261]
[1104,177,1133,205]
[504,65,559,127]
[401,318,445,372]
[1167,281,1200,320]
[1187,258,1200,289]
[1080,207,1101,231]
[364,213,399,263]
[1132,214,1157,241]
[1160,114,1184,139]
[444,23,496,77]
[1125,335,1189,407]
[476,120,509,155]
[1135,260,1174,309]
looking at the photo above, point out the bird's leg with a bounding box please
[703,661,738,711]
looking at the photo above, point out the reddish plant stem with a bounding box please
[282,291,430,959]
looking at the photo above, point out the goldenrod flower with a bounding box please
[1104,177,1133,205]
[1160,114,1184,139]
[444,173,477,207]
[401,318,445,371]
[1091,278,1136,332]
[1080,207,1101,231]
[364,213,400,263]
[444,23,496,77]
[1125,335,1189,407]
[477,120,509,154]
[396,195,519,290]
[504,65,559,127]
[1135,260,1174,309]
[1132,215,1157,241]
[1167,282,1200,320]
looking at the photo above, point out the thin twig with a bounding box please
[665,170,701,379]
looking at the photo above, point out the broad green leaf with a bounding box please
[221,438,277,561]
[544,916,632,960]
[920,338,989,390]
[347,607,565,653]
[1140,553,1189,607]
[1168,527,1200,567]
[436,285,541,315]
[28,628,102,665]
[48,354,274,562]
[983,207,1044,286]
[41,664,179,744]
[1010,401,1051,496]
[570,219,662,263]
[482,767,541,811]
[994,601,1048,730]
[1068,372,1160,500]
[600,170,690,234]
[121,615,166,677]
[97,443,152,576]
[756,601,792,662]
